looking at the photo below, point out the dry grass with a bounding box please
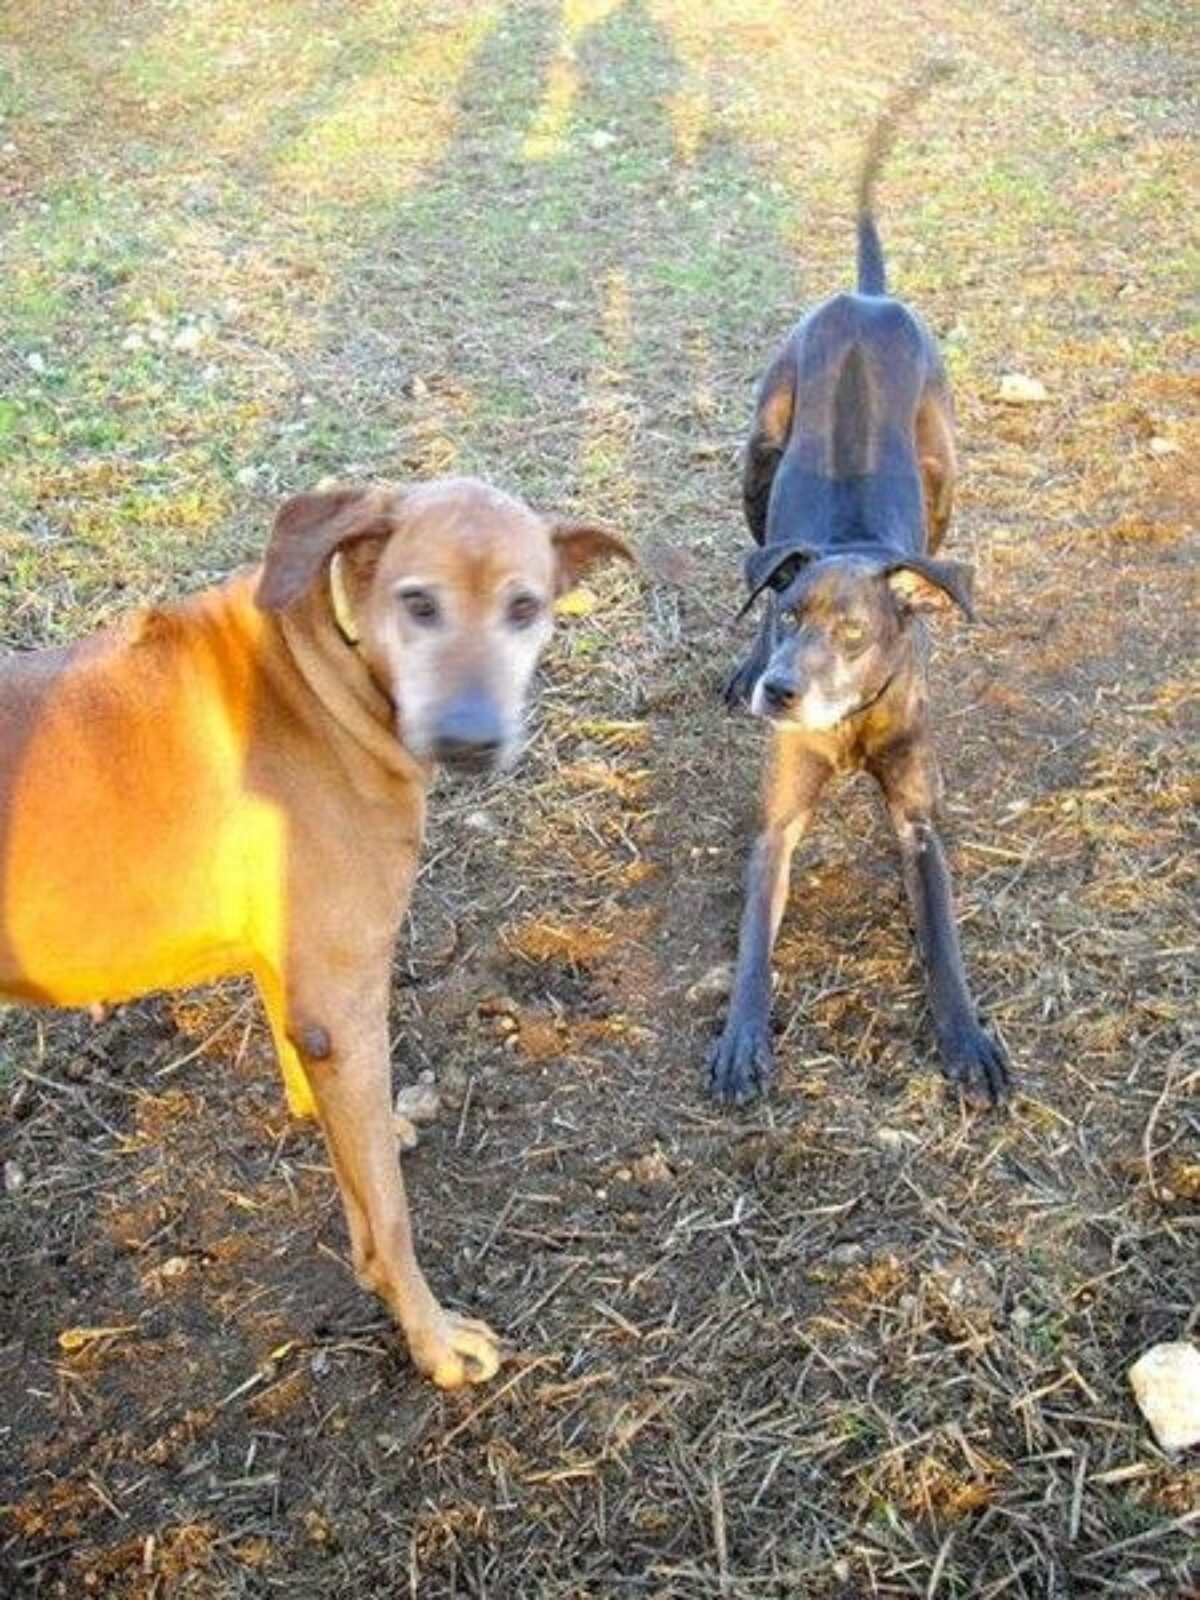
[1,0,1197,1595]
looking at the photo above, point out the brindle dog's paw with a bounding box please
[411,1310,503,1389]
[710,1014,775,1105]
[938,1020,1011,1106]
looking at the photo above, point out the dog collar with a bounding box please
[849,670,896,720]
[328,551,361,647]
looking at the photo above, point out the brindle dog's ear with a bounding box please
[738,541,818,617]
[256,485,397,612]
[884,555,975,621]
[550,522,634,597]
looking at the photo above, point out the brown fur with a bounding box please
[0,475,630,1388]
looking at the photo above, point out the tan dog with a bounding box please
[0,476,629,1387]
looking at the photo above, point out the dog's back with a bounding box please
[739,62,957,563]
[0,581,273,1006]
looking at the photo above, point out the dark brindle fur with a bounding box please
[712,67,1009,1107]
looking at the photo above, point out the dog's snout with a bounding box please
[431,691,507,773]
[760,675,798,714]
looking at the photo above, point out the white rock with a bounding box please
[1148,435,1179,457]
[1128,1341,1200,1452]
[998,372,1049,405]
[25,352,46,374]
[685,963,734,1005]
[172,324,204,354]
[394,1079,441,1126]
[875,1126,918,1156]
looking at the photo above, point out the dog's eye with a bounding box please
[840,622,868,652]
[398,588,441,626]
[506,593,543,630]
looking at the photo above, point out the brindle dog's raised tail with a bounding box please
[855,59,955,298]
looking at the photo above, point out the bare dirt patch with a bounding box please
[1,1,1196,1595]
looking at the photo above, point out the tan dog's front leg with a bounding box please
[273,967,501,1388]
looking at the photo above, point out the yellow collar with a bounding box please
[328,550,361,645]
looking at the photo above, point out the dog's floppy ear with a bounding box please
[884,555,975,621]
[738,541,818,617]
[256,485,397,612]
[550,521,634,597]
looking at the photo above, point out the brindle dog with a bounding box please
[712,70,1010,1108]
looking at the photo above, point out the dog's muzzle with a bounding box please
[430,689,511,776]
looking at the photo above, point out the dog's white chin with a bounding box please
[797,689,856,730]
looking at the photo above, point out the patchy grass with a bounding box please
[1,1,1196,1596]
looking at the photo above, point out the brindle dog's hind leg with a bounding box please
[916,382,956,553]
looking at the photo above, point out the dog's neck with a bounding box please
[268,579,430,798]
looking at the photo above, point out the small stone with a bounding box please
[25,352,46,374]
[1148,435,1179,457]
[875,1126,917,1156]
[464,809,501,834]
[631,1147,672,1184]
[829,1242,866,1267]
[439,1059,468,1104]
[589,129,617,150]
[998,372,1049,405]
[160,1255,189,1279]
[686,963,734,1005]
[171,324,204,354]
[4,1160,25,1195]
[1128,1341,1200,1452]
[394,1080,441,1125]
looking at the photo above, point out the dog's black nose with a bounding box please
[432,691,506,773]
[434,735,502,773]
[760,676,798,713]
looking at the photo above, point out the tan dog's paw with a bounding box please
[412,1311,503,1389]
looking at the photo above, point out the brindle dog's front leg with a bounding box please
[711,735,831,1103]
[874,741,1009,1103]
[263,956,502,1387]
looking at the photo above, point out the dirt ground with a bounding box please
[0,1,1196,1595]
